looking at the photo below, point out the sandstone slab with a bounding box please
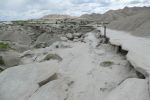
[0,61,59,100]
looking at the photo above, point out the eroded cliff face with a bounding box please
[80,7,150,37]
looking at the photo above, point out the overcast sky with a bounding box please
[0,0,150,21]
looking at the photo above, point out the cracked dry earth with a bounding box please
[0,32,149,100]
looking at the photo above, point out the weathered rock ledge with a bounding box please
[104,29,150,96]
[0,61,59,100]
[105,29,150,76]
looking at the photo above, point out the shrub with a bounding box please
[0,42,9,50]
[100,61,114,67]
[0,56,4,65]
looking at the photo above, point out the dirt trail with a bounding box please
[49,32,138,100]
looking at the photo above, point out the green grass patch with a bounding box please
[0,42,9,50]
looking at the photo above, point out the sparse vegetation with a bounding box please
[100,61,114,67]
[0,42,10,51]
[12,20,29,25]
[11,20,54,25]
[0,56,4,65]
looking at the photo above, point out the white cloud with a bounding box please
[0,0,150,21]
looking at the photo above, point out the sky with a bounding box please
[0,0,150,21]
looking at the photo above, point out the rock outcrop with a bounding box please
[0,61,59,100]
[104,78,149,100]
[0,52,20,67]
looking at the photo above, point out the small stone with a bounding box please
[73,33,82,37]
[60,37,68,41]
[34,42,47,48]
[66,33,73,40]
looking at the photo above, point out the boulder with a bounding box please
[66,33,73,40]
[35,33,52,45]
[0,52,20,67]
[20,50,34,58]
[104,78,150,100]
[73,39,80,42]
[95,31,101,38]
[51,42,71,49]
[0,61,59,100]
[34,42,47,48]
[60,37,68,41]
